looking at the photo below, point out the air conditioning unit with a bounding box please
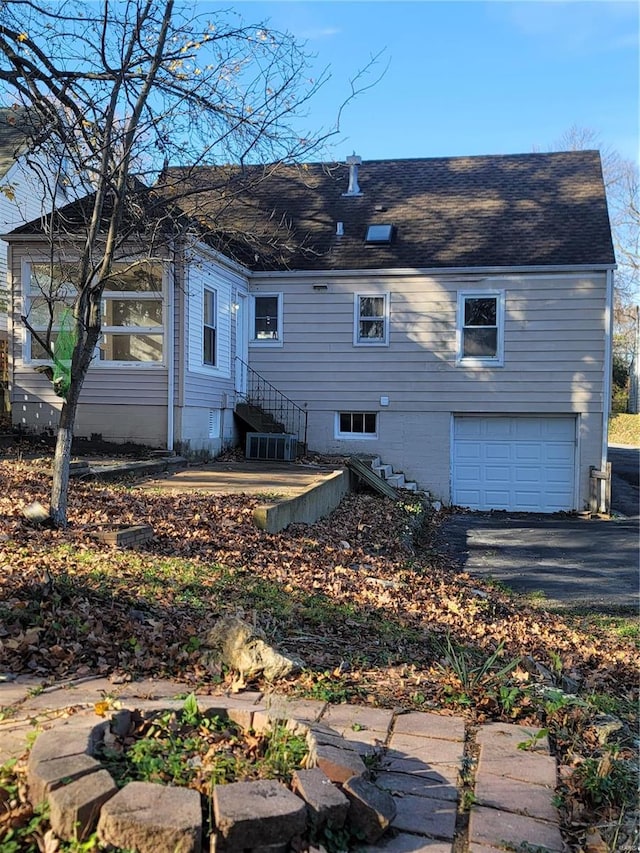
[246,432,298,461]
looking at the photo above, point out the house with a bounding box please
[3,150,616,513]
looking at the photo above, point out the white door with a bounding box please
[452,416,576,512]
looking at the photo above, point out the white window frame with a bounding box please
[203,286,217,367]
[22,258,166,369]
[353,292,389,347]
[456,290,505,367]
[334,411,378,440]
[250,292,283,347]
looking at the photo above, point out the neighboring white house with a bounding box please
[3,151,616,512]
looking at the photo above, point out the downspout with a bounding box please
[600,267,614,512]
[166,256,175,452]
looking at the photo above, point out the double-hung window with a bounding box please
[354,293,389,346]
[251,294,282,345]
[457,291,504,366]
[203,287,216,366]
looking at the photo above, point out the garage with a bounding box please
[452,416,576,512]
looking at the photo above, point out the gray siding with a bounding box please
[248,270,607,507]
[9,242,169,445]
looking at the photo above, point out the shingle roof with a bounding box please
[165,151,615,271]
[6,150,615,272]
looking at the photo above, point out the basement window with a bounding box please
[336,411,378,439]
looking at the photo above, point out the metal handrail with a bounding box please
[235,357,308,448]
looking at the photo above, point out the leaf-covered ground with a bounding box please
[0,456,638,850]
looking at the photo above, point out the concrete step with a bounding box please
[373,464,393,480]
[369,456,382,469]
[403,482,418,492]
[387,473,406,488]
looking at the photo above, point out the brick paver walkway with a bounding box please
[0,677,563,851]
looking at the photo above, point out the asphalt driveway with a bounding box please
[438,446,639,611]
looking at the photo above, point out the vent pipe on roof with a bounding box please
[343,153,362,196]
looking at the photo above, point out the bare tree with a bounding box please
[0,0,372,525]
[553,126,639,303]
[551,127,639,406]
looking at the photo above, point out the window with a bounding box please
[354,293,389,346]
[336,411,378,439]
[23,261,78,362]
[203,287,216,366]
[365,224,393,243]
[23,260,164,365]
[99,263,164,363]
[457,291,504,365]
[251,293,282,345]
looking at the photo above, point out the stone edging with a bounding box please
[26,703,396,852]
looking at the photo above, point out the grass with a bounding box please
[100,696,309,792]
[608,413,640,446]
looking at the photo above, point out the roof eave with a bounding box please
[251,262,617,279]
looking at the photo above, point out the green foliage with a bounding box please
[0,760,50,853]
[100,699,308,794]
[572,751,637,809]
[517,728,549,751]
[436,634,521,708]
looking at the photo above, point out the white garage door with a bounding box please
[452,416,576,512]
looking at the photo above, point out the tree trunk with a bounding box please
[50,402,74,527]
[49,358,87,527]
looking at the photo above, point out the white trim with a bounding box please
[249,292,283,347]
[334,411,379,440]
[251,264,617,280]
[166,260,175,451]
[353,292,389,347]
[202,285,217,367]
[188,239,252,278]
[456,290,505,367]
[600,268,614,511]
[20,257,168,368]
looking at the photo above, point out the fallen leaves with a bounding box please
[0,458,637,713]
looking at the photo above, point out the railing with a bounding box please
[235,357,308,448]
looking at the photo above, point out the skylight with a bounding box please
[365,224,393,243]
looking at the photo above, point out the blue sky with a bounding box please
[226,0,638,164]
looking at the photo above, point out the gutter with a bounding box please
[166,255,175,451]
[250,263,618,280]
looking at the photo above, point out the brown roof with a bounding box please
[6,151,615,272]
[164,151,615,271]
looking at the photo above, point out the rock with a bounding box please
[342,776,396,843]
[213,779,306,849]
[522,655,555,686]
[27,752,102,805]
[49,769,117,842]
[309,743,367,784]
[590,714,627,746]
[291,768,349,831]
[432,500,442,512]
[22,501,50,524]
[201,616,304,681]
[98,781,201,853]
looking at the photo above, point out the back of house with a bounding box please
[3,149,615,513]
